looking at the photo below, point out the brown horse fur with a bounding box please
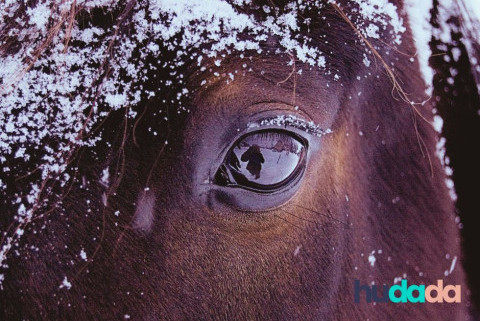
[0,0,478,320]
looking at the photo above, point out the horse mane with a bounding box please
[430,0,480,315]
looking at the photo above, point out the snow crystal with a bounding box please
[26,2,51,34]
[451,47,461,62]
[368,251,376,267]
[449,255,457,274]
[364,24,380,38]
[433,115,444,133]
[100,167,110,187]
[362,54,371,67]
[105,93,128,109]
[59,276,72,290]
[14,148,26,159]
[80,249,88,261]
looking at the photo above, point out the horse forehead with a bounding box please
[181,3,417,121]
[187,57,341,123]
[185,35,366,122]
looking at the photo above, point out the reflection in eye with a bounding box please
[215,131,306,192]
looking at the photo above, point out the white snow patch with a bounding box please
[435,137,458,201]
[26,2,51,33]
[351,0,406,44]
[404,0,434,96]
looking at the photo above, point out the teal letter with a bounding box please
[407,284,426,303]
[389,279,408,303]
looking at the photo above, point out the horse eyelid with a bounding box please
[247,115,332,138]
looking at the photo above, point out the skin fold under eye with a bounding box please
[214,130,307,193]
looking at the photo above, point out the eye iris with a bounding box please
[215,131,306,191]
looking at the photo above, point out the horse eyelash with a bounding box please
[247,114,333,137]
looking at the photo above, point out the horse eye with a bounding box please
[214,130,307,192]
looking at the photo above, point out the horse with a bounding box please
[0,0,479,320]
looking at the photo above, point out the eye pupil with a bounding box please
[214,130,306,192]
